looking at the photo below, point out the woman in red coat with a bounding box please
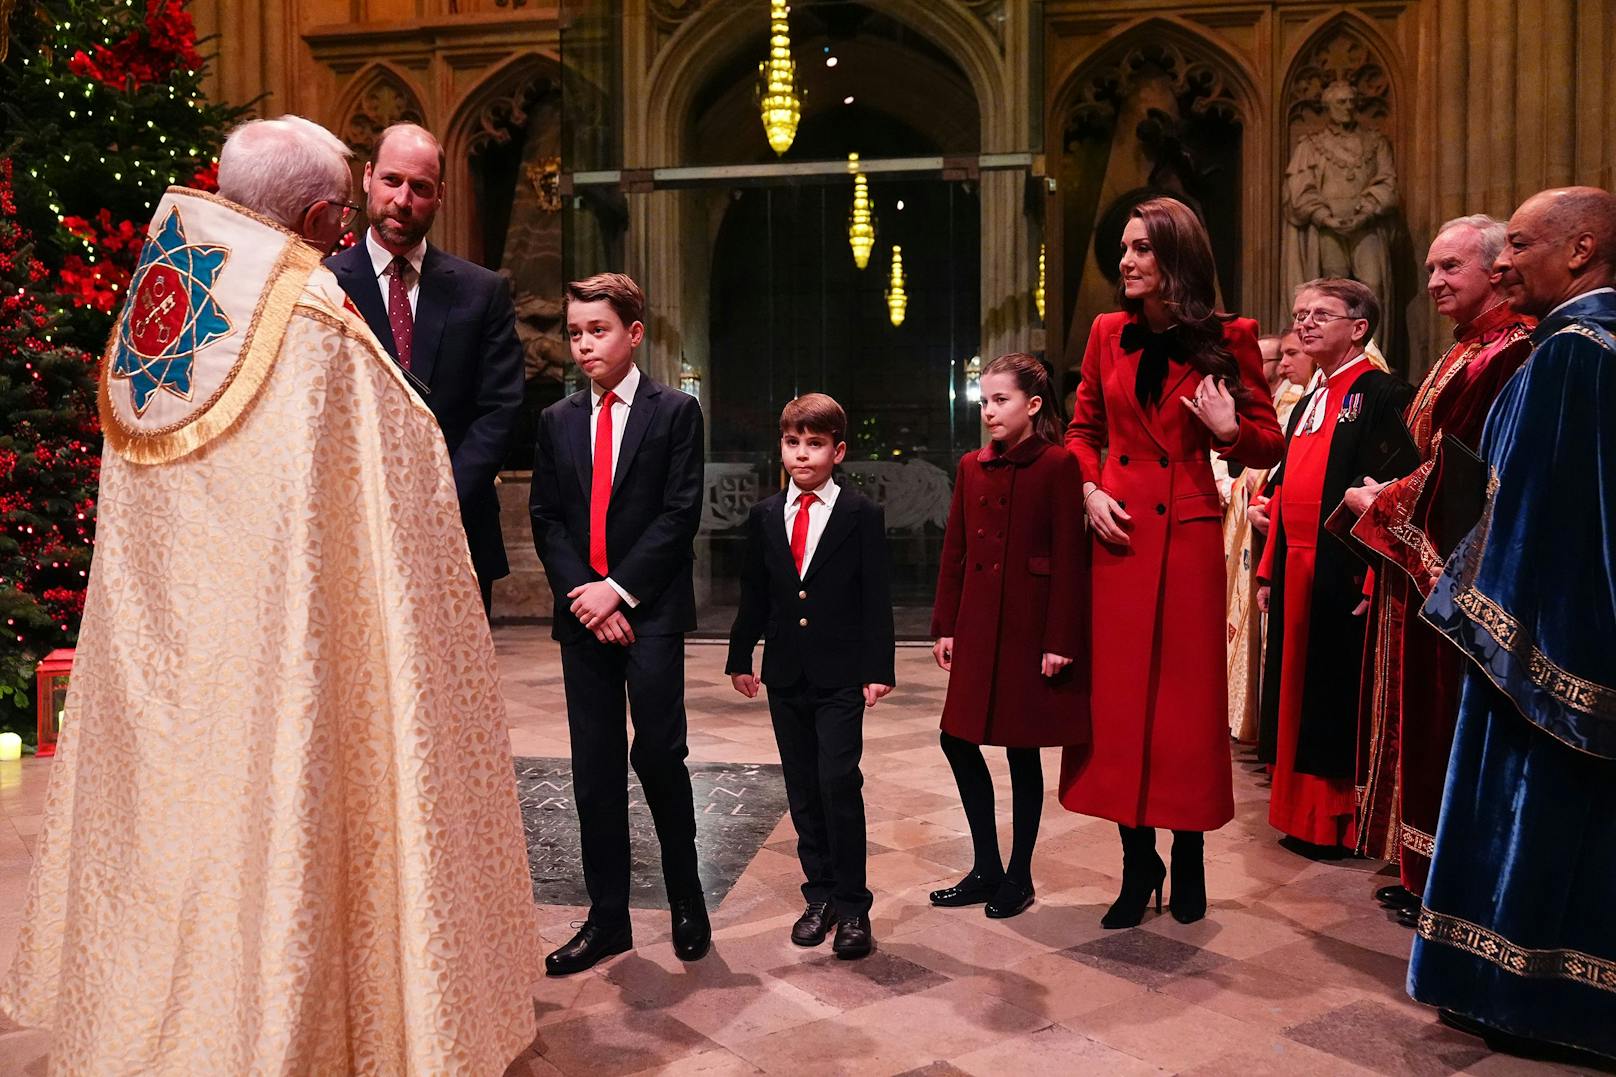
[930,354,1089,919]
[1060,197,1284,928]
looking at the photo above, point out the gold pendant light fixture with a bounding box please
[848,153,875,269]
[886,245,908,327]
[757,0,801,156]
[1035,243,1046,321]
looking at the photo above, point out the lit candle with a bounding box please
[0,733,21,761]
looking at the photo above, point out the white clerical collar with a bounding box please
[365,230,427,280]
[1547,287,1616,319]
[591,363,641,408]
[788,476,840,509]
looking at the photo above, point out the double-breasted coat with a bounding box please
[1059,312,1284,830]
[931,436,1089,748]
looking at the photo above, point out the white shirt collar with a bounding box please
[591,363,641,408]
[365,229,427,279]
[1323,352,1370,384]
[787,475,840,508]
[1547,286,1616,319]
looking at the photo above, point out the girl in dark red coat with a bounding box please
[1061,197,1284,928]
[929,354,1089,919]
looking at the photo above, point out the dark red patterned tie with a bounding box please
[387,255,414,371]
[791,492,818,576]
[590,390,619,576]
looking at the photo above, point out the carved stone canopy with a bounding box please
[1065,40,1243,143]
[467,70,558,155]
[343,72,427,157]
[1286,24,1392,135]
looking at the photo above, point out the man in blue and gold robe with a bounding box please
[1409,186,1616,1058]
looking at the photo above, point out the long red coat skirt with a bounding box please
[1059,312,1284,830]
[931,436,1089,748]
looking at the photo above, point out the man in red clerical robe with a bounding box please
[1257,278,1416,852]
[1339,216,1533,910]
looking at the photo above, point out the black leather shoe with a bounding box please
[670,896,711,962]
[832,913,873,959]
[791,901,838,946]
[984,879,1034,919]
[1376,884,1417,910]
[929,870,1003,907]
[545,920,632,976]
[1396,903,1420,929]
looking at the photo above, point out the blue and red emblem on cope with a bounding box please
[111,207,233,414]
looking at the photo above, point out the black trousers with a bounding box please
[560,633,702,927]
[768,678,872,917]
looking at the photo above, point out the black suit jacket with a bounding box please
[327,240,524,581]
[529,373,703,642]
[725,485,896,689]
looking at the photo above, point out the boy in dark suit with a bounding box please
[530,272,707,975]
[727,394,895,959]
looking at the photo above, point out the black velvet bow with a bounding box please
[1120,321,1181,409]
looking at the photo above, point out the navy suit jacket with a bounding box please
[529,373,704,642]
[327,240,524,582]
[725,485,896,689]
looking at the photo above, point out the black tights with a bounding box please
[939,731,1043,886]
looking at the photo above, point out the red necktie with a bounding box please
[387,256,414,371]
[589,390,618,576]
[790,492,818,576]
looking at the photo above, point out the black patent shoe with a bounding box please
[1101,858,1166,929]
[671,895,711,961]
[832,913,874,959]
[545,920,632,976]
[984,879,1035,919]
[1375,884,1418,910]
[791,901,838,946]
[1396,904,1420,929]
[929,870,1004,907]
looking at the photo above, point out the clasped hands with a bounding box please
[932,638,1072,679]
[567,580,635,645]
[729,674,893,708]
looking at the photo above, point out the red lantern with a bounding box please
[35,649,74,758]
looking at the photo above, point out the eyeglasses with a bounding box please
[304,198,364,231]
[1291,308,1358,327]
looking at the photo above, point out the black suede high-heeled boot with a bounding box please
[1170,830,1207,924]
[1102,824,1166,929]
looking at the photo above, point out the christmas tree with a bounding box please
[0,158,99,740]
[2,0,250,355]
[0,0,247,738]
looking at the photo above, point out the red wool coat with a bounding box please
[1058,312,1284,830]
[931,436,1090,748]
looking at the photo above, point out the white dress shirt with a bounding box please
[590,364,643,607]
[365,229,426,316]
[784,476,840,576]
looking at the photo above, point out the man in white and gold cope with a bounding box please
[0,117,541,1074]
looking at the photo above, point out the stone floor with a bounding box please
[0,627,1603,1075]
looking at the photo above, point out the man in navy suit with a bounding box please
[530,272,708,975]
[327,123,524,614]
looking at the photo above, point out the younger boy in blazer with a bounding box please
[727,394,895,959]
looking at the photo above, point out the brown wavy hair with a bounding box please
[1117,197,1247,400]
[981,352,1065,445]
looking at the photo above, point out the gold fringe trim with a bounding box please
[102,237,320,466]
[1417,908,1616,994]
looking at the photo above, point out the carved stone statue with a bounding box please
[1282,80,1397,319]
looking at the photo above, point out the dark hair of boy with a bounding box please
[779,393,848,444]
[564,272,645,328]
[981,353,1066,445]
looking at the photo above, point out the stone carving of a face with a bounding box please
[1323,81,1357,126]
